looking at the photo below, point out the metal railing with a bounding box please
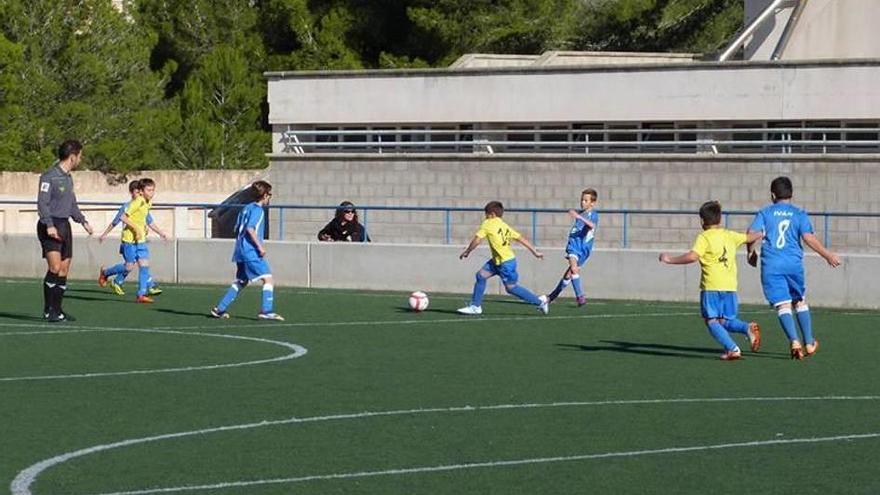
[5,200,879,249]
[280,126,880,155]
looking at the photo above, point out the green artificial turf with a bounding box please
[1,278,878,495]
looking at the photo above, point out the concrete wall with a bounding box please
[266,154,880,253]
[1,235,876,309]
[450,51,697,69]
[0,170,265,239]
[266,60,880,140]
[745,0,880,61]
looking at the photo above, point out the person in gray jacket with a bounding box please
[36,139,93,322]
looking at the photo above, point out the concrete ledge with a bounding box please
[0,235,875,309]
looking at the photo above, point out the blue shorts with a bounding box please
[700,291,739,320]
[235,259,272,283]
[120,242,149,263]
[761,271,806,306]
[565,248,591,267]
[480,259,519,285]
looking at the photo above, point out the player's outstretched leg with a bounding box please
[212,281,245,318]
[458,271,489,315]
[721,318,761,353]
[505,283,549,315]
[706,319,741,360]
[547,272,571,303]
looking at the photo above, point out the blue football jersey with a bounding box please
[750,203,813,274]
[112,202,153,227]
[232,203,266,262]
[566,209,598,254]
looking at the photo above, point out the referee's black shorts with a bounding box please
[37,218,73,260]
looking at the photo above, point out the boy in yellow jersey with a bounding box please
[458,201,549,315]
[118,178,160,303]
[659,201,763,360]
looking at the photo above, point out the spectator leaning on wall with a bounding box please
[317,201,371,242]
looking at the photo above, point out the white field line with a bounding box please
[0,328,307,382]
[86,433,880,495]
[10,396,880,495]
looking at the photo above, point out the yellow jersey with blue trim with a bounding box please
[121,197,151,244]
[691,227,748,291]
[475,217,521,265]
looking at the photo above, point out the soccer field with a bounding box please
[1,278,879,495]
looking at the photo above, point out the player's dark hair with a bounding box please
[699,200,722,226]
[128,180,142,193]
[139,178,156,188]
[582,188,598,202]
[251,180,272,200]
[57,140,83,160]
[770,176,793,201]
[484,201,504,217]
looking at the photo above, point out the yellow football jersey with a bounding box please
[121,197,151,244]
[691,228,748,291]
[475,217,521,265]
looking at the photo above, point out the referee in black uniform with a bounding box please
[37,139,93,322]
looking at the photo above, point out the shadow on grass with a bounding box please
[0,311,46,322]
[154,308,262,321]
[557,340,788,360]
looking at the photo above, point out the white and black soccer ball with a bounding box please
[408,291,429,312]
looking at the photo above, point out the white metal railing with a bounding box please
[280,126,880,155]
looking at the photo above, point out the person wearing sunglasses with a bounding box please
[317,201,370,242]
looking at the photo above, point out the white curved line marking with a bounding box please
[0,328,307,382]
[85,433,880,495]
[11,396,880,495]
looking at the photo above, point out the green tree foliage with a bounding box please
[0,0,743,172]
[574,0,743,54]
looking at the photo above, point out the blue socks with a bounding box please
[471,274,488,307]
[137,266,150,296]
[796,305,814,345]
[261,284,274,314]
[721,318,750,335]
[777,307,799,342]
[507,284,542,306]
[217,282,243,312]
[571,274,583,298]
[706,320,739,352]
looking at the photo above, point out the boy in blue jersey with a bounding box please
[98,180,168,296]
[211,181,284,321]
[457,201,549,315]
[747,177,840,360]
[546,188,598,307]
[660,201,764,360]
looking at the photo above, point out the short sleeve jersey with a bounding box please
[691,228,748,291]
[476,217,521,265]
[113,203,152,228]
[749,202,813,275]
[121,197,151,244]
[232,203,266,262]
[566,209,598,254]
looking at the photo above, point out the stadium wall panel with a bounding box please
[0,236,877,309]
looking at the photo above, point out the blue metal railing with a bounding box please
[4,200,879,248]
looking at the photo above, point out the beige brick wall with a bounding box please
[268,154,880,253]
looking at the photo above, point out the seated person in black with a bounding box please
[317,201,371,242]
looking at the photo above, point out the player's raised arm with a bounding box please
[515,236,544,259]
[659,251,700,265]
[459,236,482,259]
[802,233,841,267]
[568,209,595,230]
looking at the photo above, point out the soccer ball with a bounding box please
[408,291,429,312]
